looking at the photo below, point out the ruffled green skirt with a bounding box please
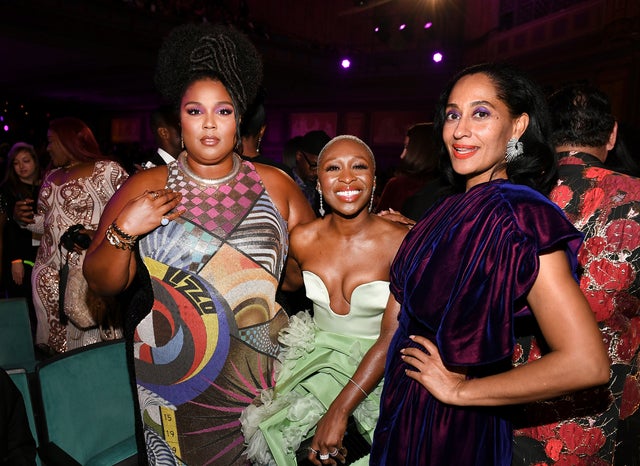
[241,311,381,466]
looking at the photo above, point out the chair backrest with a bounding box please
[0,298,37,372]
[36,339,136,464]
[7,368,41,466]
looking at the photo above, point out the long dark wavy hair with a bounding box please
[433,62,558,195]
[1,142,41,199]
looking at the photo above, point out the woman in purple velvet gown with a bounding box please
[368,63,610,465]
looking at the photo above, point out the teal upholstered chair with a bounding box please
[36,339,138,465]
[7,368,41,466]
[0,298,37,372]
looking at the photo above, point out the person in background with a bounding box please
[14,117,128,354]
[240,135,407,466]
[282,135,304,174]
[138,104,182,170]
[512,84,640,465]
[82,23,314,465]
[369,63,609,465]
[375,122,439,213]
[292,130,331,216]
[240,92,292,174]
[0,142,41,335]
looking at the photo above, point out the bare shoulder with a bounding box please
[110,165,168,204]
[254,162,315,227]
[255,162,298,190]
[290,217,322,245]
[374,215,409,245]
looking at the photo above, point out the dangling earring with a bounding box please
[256,136,262,155]
[317,188,325,217]
[505,137,523,162]
[181,136,184,150]
[369,176,376,213]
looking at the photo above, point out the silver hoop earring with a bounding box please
[505,137,524,162]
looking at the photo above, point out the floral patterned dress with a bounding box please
[513,151,640,465]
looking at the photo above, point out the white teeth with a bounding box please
[337,190,360,196]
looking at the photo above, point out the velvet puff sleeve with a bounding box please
[389,181,582,367]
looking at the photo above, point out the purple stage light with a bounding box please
[433,52,443,63]
[424,22,433,29]
[341,58,351,69]
[399,23,406,30]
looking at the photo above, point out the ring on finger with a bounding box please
[329,448,339,457]
[160,216,170,226]
[149,191,160,200]
[308,447,318,455]
[319,453,330,460]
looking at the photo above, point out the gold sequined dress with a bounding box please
[30,160,128,353]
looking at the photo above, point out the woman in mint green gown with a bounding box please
[240,135,408,466]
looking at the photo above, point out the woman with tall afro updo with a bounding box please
[84,23,315,465]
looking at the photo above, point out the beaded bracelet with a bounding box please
[111,221,137,241]
[105,222,138,250]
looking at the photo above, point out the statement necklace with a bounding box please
[178,152,241,186]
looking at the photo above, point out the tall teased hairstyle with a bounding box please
[48,117,105,163]
[433,62,557,195]
[155,23,263,122]
[1,142,41,197]
[547,84,615,149]
[317,135,376,170]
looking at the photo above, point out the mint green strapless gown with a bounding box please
[240,271,390,466]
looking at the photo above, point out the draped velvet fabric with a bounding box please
[370,180,582,466]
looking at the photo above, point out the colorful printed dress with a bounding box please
[29,160,128,353]
[133,155,289,465]
[240,271,389,466]
[513,152,640,465]
[370,180,582,466]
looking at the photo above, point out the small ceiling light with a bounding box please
[424,22,433,29]
[341,58,351,69]
[433,52,443,63]
[374,26,380,32]
[399,23,406,31]
[3,125,9,132]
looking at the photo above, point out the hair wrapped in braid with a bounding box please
[154,23,263,119]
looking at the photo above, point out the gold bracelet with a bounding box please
[349,378,368,397]
[106,223,137,250]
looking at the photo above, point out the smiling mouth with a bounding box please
[452,145,477,159]
[336,189,363,199]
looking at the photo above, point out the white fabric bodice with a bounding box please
[303,270,390,339]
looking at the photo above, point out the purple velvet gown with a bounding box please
[370,180,582,466]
